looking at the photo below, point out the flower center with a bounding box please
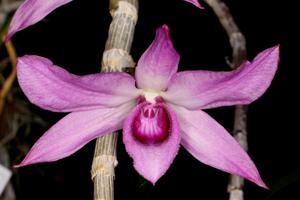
[132,103,170,144]
[142,90,162,103]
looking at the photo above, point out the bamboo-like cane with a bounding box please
[91,1,138,200]
[204,0,248,200]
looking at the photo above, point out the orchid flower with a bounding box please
[16,25,279,187]
[6,0,202,41]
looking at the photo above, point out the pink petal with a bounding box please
[184,0,204,9]
[164,46,279,110]
[15,102,135,167]
[172,105,267,188]
[123,102,181,184]
[17,55,139,112]
[135,25,179,91]
[6,0,72,41]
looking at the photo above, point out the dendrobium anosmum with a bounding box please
[6,0,202,41]
[16,25,279,187]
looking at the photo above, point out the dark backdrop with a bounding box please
[10,0,297,199]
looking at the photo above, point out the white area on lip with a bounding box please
[142,90,162,103]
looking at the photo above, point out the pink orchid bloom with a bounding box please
[16,25,279,187]
[6,0,202,41]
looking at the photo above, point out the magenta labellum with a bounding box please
[132,102,170,144]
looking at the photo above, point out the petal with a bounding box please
[15,102,135,167]
[172,105,267,188]
[6,0,72,41]
[184,0,204,9]
[17,55,139,112]
[135,25,179,91]
[123,102,181,184]
[164,46,279,109]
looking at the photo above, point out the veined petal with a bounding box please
[184,0,204,9]
[17,55,139,112]
[123,102,181,184]
[172,105,267,188]
[164,46,279,109]
[135,25,179,91]
[15,102,135,167]
[6,0,72,41]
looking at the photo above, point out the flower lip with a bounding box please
[132,102,171,145]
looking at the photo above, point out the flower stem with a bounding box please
[91,1,138,200]
[203,0,248,200]
[0,37,17,115]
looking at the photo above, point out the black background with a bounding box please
[8,0,298,199]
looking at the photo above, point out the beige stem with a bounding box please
[204,1,248,200]
[91,1,138,200]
